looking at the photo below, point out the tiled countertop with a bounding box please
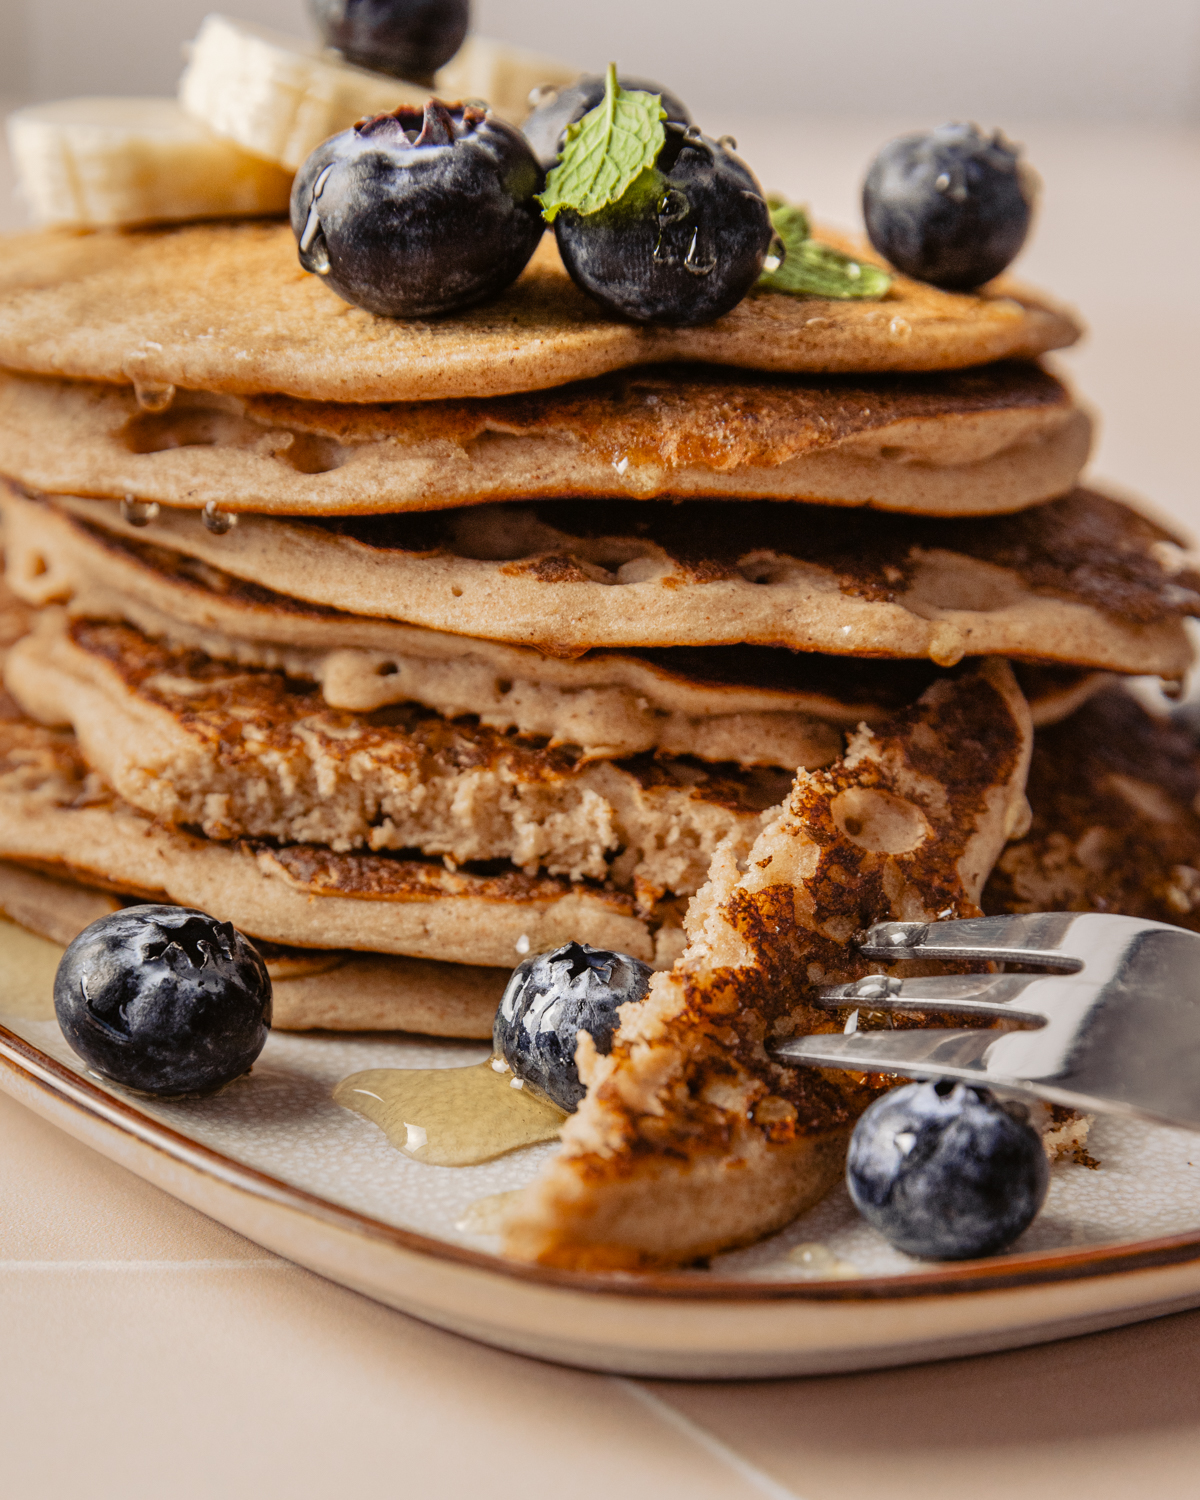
[2,114,1199,1499]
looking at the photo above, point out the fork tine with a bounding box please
[815,972,1052,1021]
[859,913,1087,969]
[773,1026,1001,1081]
[792,914,1200,1130]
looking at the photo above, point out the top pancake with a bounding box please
[0,222,1082,402]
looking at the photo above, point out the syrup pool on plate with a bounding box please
[333,1058,567,1166]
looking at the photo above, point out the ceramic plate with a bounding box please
[5,917,1200,1380]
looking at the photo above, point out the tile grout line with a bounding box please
[0,1259,292,1270]
[612,1377,809,1500]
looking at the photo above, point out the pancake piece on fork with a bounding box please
[502,659,1032,1269]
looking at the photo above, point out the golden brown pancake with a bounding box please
[0,487,1104,762]
[0,224,1082,401]
[502,660,1032,1269]
[0,361,1091,516]
[0,855,506,1035]
[0,708,670,967]
[36,486,1199,675]
[0,858,121,946]
[985,689,1200,929]
[8,614,792,900]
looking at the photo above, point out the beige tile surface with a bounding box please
[0,1096,774,1500]
[0,1086,275,1261]
[4,1270,779,1500]
[652,1312,1200,1499]
[1,115,1199,1500]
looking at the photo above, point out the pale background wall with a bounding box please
[1,0,1198,120]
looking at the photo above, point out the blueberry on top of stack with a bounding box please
[0,4,1197,1269]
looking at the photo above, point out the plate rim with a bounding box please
[5,1017,1200,1304]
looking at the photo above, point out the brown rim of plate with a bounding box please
[5,1020,1199,1304]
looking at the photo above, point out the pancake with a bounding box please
[40,486,1200,676]
[7,614,791,899]
[501,659,1033,1269]
[0,707,674,967]
[0,489,1104,766]
[0,577,34,662]
[0,856,505,1035]
[0,223,1082,402]
[267,950,505,1033]
[0,361,1091,517]
[0,857,121,946]
[985,689,1200,930]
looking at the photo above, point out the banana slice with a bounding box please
[178,14,580,172]
[7,97,294,229]
[179,15,425,174]
[437,35,581,124]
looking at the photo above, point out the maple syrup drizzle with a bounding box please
[333,1060,566,1166]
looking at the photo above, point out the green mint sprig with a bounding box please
[759,198,892,300]
[538,63,666,223]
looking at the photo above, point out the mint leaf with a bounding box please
[538,64,666,223]
[759,198,892,300]
[768,199,812,248]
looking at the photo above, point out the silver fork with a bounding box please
[771,912,1200,1132]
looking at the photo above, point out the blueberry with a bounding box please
[54,905,272,1096]
[554,131,773,326]
[307,0,470,82]
[846,1079,1049,1259]
[862,123,1036,290]
[523,74,692,174]
[291,99,544,318]
[493,942,653,1111]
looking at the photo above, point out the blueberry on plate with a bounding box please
[291,98,544,318]
[493,941,653,1111]
[862,123,1036,290]
[54,905,272,1097]
[523,73,692,174]
[846,1079,1049,1260]
[553,130,773,326]
[307,0,470,82]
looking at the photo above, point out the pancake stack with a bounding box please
[5,138,1200,1268]
[0,207,1198,1046]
